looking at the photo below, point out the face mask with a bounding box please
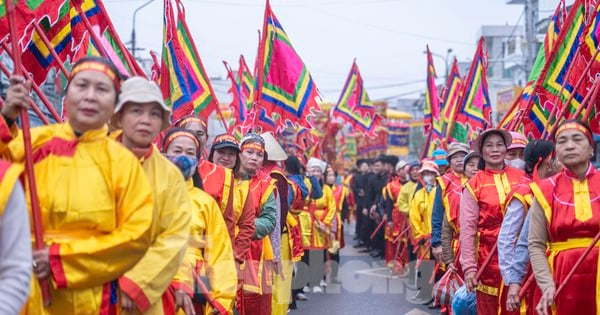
[506,158,526,170]
[423,175,435,185]
[167,155,199,180]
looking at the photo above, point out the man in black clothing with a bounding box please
[351,159,370,247]
[362,156,389,257]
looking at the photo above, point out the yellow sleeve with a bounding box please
[203,195,237,313]
[49,148,153,289]
[409,190,424,240]
[397,185,410,215]
[120,162,192,311]
[0,119,55,162]
[321,186,337,226]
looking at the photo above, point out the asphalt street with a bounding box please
[291,223,438,315]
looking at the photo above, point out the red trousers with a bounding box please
[240,292,272,315]
[476,288,519,315]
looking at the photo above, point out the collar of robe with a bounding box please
[65,123,108,141]
[563,162,595,181]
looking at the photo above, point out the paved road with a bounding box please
[291,224,438,315]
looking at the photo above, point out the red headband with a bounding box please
[241,142,264,153]
[555,122,593,144]
[70,61,120,91]
[177,116,207,130]
[164,131,200,152]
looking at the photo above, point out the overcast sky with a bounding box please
[104,0,561,102]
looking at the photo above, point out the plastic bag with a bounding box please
[451,285,477,315]
[432,268,464,305]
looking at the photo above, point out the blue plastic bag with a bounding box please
[451,285,477,315]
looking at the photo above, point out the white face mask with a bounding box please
[506,158,526,170]
[423,175,435,185]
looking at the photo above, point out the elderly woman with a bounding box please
[208,134,255,265]
[175,115,236,240]
[163,128,237,315]
[1,56,154,313]
[460,128,524,315]
[529,120,600,315]
[237,133,280,315]
[111,77,192,314]
[298,158,336,293]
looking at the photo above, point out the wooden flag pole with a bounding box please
[518,273,535,300]
[5,0,52,306]
[475,242,498,281]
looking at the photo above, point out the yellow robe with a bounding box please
[397,180,417,215]
[120,147,192,314]
[298,184,336,249]
[409,185,437,241]
[175,181,237,314]
[0,121,154,314]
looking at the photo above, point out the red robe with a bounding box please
[465,166,523,314]
[531,164,600,315]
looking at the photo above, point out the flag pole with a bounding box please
[71,0,110,60]
[542,47,600,138]
[579,78,600,122]
[94,0,143,77]
[223,60,240,134]
[5,0,52,306]
[0,57,51,125]
[1,42,62,122]
[31,23,70,78]
[174,0,229,131]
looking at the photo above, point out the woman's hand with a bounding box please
[506,283,521,311]
[175,289,196,315]
[464,271,477,293]
[3,75,31,121]
[536,286,555,315]
[32,247,51,280]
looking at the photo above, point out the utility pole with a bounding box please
[524,0,539,72]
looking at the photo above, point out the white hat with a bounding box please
[418,159,440,176]
[260,132,288,161]
[114,77,170,130]
[307,157,327,174]
[396,160,407,171]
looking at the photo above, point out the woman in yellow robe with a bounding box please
[163,128,237,315]
[1,57,154,314]
[110,77,192,314]
[298,158,335,293]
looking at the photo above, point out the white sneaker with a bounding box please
[302,286,310,293]
[320,279,328,287]
[312,286,323,293]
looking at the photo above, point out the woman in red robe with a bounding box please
[459,128,524,315]
[529,120,600,315]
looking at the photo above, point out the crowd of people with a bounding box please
[0,55,599,315]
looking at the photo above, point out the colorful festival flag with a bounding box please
[238,55,255,109]
[448,37,492,143]
[333,60,382,136]
[174,0,219,119]
[224,60,247,132]
[422,46,444,157]
[255,0,322,129]
[441,59,462,141]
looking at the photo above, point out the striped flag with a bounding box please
[441,59,462,142]
[332,60,382,136]
[255,0,322,130]
[449,37,492,143]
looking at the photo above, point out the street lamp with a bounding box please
[423,48,453,81]
[130,0,155,59]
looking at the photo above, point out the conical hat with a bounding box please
[260,132,288,161]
